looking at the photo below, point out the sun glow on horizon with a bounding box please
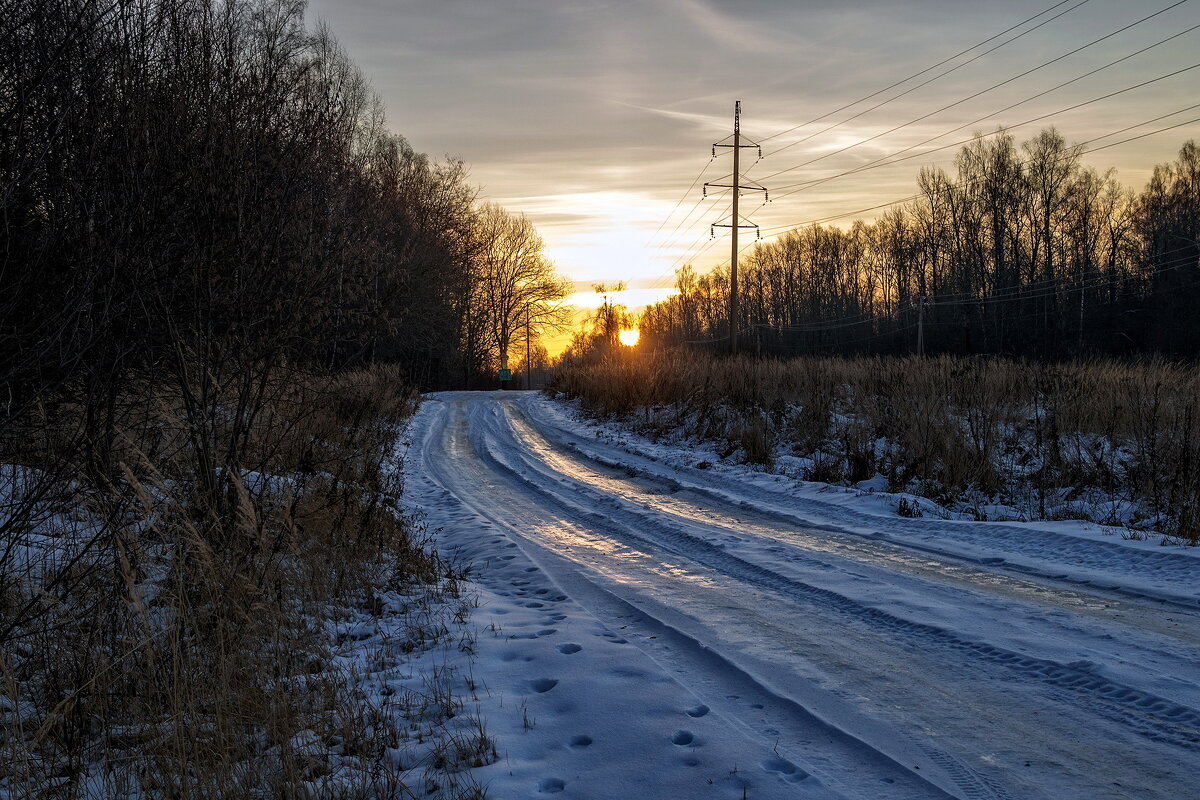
[618,329,640,347]
[503,191,699,290]
[564,286,679,310]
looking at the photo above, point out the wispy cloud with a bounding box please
[308,0,1200,295]
[662,0,801,55]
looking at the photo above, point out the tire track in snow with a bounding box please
[508,405,1200,656]
[469,397,1200,753]
[514,395,1200,609]
[417,399,966,800]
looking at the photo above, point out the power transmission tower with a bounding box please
[705,100,767,355]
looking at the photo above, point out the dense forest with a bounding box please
[1,0,565,411]
[0,1,559,795]
[639,131,1200,359]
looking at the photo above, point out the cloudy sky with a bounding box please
[306,0,1199,314]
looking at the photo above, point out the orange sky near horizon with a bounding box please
[307,0,1200,356]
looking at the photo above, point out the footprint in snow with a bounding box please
[685,704,709,718]
[557,643,582,654]
[761,756,809,782]
[612,666,648,679]
[530,678,558,693]
[536,778,565,794]
[671,730,695,746]
[567,735,592,748]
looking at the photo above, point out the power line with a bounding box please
[650,198,732,288]
[653,183,777,289]
[754,0,1192,185]
[768,32,1200,199]
[767,66,1200,201]
[643,1,1091,291]
[649,190,728,272]
[646,108,766,257]
[706,101,769,354]
[675,249,1199,355]
[641,2,1193,304]
[650,150,771,272]
[646,155,718,246]
[753,110,1200,238]
[755,0,1087,146]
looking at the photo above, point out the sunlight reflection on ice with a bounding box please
[529,519,719,589]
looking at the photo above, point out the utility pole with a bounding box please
[525,306,532,390]
[916,296,927,356]
[706,101,767,356]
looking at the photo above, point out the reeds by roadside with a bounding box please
[550,352,1200,542]
[0,366,490,798]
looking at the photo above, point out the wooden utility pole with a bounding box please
[706,101,767,355]
[917,295,927,356]
[525,306,532,390]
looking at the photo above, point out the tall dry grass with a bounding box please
[0,366,488,798]
[551,352,1200,542]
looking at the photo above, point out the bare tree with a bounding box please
[636,130,1197,361]
[472,203,570,378]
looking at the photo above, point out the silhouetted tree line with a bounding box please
[0,3,565,789]
[0,0,564,433]
[641,130,1200,360]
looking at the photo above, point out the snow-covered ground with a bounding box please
[402,390,1200,799]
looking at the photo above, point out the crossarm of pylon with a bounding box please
[703,181,766,191]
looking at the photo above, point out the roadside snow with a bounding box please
[531,394,1200,607]
[401,402,844,798]
[400,391,1200,800]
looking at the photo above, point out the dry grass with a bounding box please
[551,351,1200,542]
[0,366,490,798]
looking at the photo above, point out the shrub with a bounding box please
[550,351,1200,535]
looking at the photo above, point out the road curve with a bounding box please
[408,391,1200,800]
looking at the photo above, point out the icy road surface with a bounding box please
[404,391,1200,799]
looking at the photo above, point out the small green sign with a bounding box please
[499,368,513,381]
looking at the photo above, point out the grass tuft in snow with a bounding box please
[0,366,492,799]
[550,351,1200,543]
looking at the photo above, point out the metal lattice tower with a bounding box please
[705,101,768,354]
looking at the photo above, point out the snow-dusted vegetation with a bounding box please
[0,1,558,796]
[402,390,1200,799]
[552,352,1200,542]
[0,370,499,798]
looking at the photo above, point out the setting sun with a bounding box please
[618,328,640,347]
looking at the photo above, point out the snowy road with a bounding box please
[404,391,1200,799]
